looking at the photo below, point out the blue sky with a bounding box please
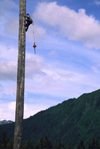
[0,0,100,121]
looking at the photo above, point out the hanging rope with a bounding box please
[33,23,35,42]
[33,23,37,54]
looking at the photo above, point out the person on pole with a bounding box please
[25,13,33,31]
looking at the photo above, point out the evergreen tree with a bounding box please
[91,138,96,149]
[88,138,100,149]
[23,139,33,149]
[88,142,91,149]
[35,137,44,149]
[77,139,85,149]
[53,142,58,149]
[95,139,100,149]
[0,130,8,149]
[7,139,13,149]
[44,135,52,149]
[66,144,74,149]
[56,140,66,149]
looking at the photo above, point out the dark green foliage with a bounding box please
[34,135,52,149]
[7,139,13,149]
[0,123,14,141]
[0,130,13,149]
[87,138,100,149]
[35,137,44,149]
[66,145,74,149]
[77,139,85,149]
[23,139,33,149]
[1,89,100,147]
[44,135,52,149]
[1,130,100,149]
[56,140,66,149]
[0,130,8,149]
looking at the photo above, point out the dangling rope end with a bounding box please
[34,48,36,54]
[33,42,37,54]
[33,22,37,54]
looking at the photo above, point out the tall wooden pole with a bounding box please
[13,0,26,149]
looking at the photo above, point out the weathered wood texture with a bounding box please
[13,0,26,149]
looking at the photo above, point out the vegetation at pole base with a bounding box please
[0,131,100,149]
[0,89,100,148]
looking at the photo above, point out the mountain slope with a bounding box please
[0,120,13,125]
[0,89,100,146]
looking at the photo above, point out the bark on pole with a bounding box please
[13,0,26,149]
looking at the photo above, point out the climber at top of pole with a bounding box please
[25,13,33,31]
[24,13,37,54]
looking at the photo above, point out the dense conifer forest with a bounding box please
[0,130,100,149]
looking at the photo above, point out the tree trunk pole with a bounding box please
[13,0,26,149]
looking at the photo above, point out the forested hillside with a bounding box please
[0,89,100,148]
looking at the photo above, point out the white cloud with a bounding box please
[0,61,17,80]
[8,102,16,110]
[0,45,46,81]
[95,0,100,5]
[0,85,16,98]
[0,100,54,121]
[0,101,15,121]
[26,24,47,41]
[48,50,57,56]
[0,0,18,36]
[5,18,19,35]
[33,2,100,49]
[0,44,18,61]
[0,0,18,11]
[0,101,29,121]
[24,103,48,119]
[0,16,19,37]
[8,102,27,112]
[24,59,100,98]
[25,65,86,98]
[91,65,100,73]
[1,43,100,99]
[25,56,46,79]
